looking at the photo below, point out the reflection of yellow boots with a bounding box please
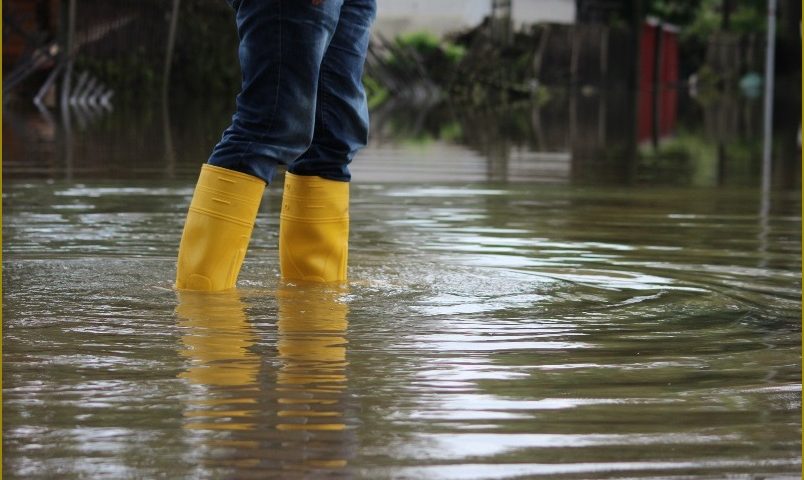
[176,164,265,291]
[176,290,259,387]
[176,290,259,432]
[279,173,349,283]
[276,285,348,441]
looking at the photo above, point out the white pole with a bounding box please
[758,0,777,268]
[761,0,776,192]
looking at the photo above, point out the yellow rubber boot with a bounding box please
[279,173,349,282]
[176,164,265,291]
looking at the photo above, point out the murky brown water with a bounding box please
[3,172,800,478]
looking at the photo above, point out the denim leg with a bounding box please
[208,0,343,184]
[288,0,376,182]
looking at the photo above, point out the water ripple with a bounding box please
[3,182,800,478]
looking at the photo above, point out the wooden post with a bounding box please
[570,26,580,86]
[163,0,181,95]
[600,26,609,84]
[162,0,181,177]
[60,0,77,181]
[652,22,663,148]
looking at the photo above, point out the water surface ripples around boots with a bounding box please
[3,180,801,479]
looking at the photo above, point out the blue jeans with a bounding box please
[208,0,376,184]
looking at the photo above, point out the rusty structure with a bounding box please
[3,0,180,109]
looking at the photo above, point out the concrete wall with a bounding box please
[511,0,576,28]
[375,0,489,38]
[374,0,575,38]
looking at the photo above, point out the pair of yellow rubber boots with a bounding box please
[175,164,349,291]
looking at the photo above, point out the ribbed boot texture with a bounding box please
[176,164,265,291]
[279,173,349,283]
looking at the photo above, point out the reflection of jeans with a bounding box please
[209,0,376,184]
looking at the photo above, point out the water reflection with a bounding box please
[175,285,352,476]
[3,179,799,478]
[3,86,800,188]
[177,291,260,432]
[275,285,352,472]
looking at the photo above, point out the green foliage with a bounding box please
[636,128,764,187]
[373,30,467,96]
[390,30,466,68]
[646,0,703,27]
[442,43,467,64]
[68,0,243,104]
[538,85,553,103]
[672,0,765,32]
[363,75,389,109]
[438,121,463,142]
[75,49,160,103]
[693,65,721,92]
[650,0,768,40]
[642,0,770,80]
[396,31,442,56]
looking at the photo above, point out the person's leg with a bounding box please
[279,0,376,283]
[289,0,377,181]
[209,0,345,184]
[177,0,345,291]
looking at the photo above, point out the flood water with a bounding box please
[3,93,802,478]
